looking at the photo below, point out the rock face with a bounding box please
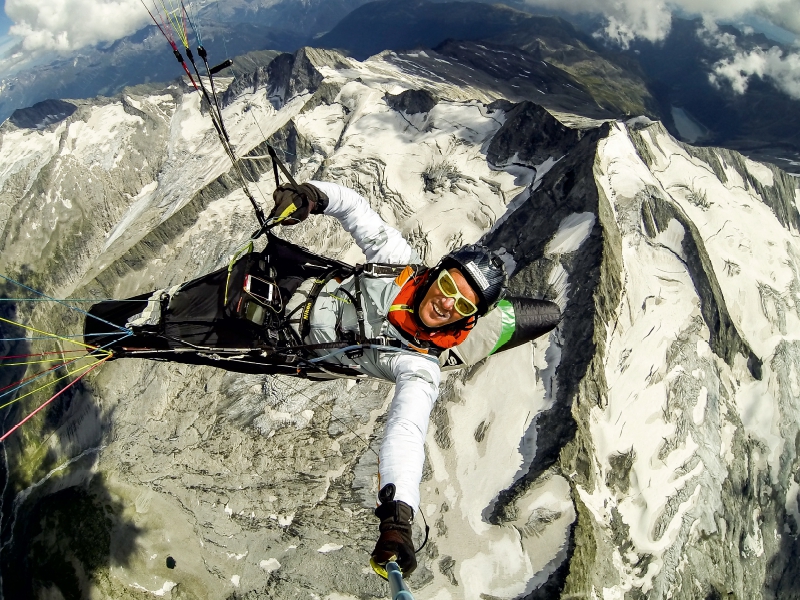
[385,89,438,115]
[8,99,77,130]
[1,45,799,600]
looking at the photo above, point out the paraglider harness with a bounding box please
[291,262,440,361]
[85,237,440,379]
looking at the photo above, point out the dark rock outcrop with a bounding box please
[486,101,584,166]
[385,88,438,115]
[266,48,352,109]
[9,99,77,130]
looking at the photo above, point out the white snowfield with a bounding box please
[586,122,800,598]
[0,46,798,600]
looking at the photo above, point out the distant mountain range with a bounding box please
[1,0,798,171]
[0,23,306,126]
[315,1,800,170]
[314,0,657,118]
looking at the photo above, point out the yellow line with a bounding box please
[1,357,98,367]
[159,0,189,48]
[0,358,102,411]
[0,316,111,355]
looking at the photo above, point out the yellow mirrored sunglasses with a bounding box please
[436,270,478,317]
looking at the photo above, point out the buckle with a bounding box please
[372,336,390,347]
[345,347,364,359]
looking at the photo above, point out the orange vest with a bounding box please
[387,266,473,350]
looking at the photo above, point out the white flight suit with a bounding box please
[306,181,440,513]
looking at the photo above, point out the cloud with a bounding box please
[517,0,800,100]
[5,0,150,53]
[4,0,800,57]
[523,0,800,46]
[711,46,800,99]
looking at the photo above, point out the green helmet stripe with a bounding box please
[489,299,516,355]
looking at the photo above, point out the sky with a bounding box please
[0,0,797,56]
[0,1,12,36]
[0,0,798,98]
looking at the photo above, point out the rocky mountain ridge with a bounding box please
[0,24,303,127]
[1,45,799,599]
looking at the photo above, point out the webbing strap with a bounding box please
[388,304,413,313]
[299,268,350,340]
[296,263,440,360]
[352,271,367,345]
[362,263,417,278]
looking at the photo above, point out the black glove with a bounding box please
[269,183,329,226]
[371,488,417,577]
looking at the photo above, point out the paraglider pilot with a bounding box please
[269,181,508,577]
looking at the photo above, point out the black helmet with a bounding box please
[435,244,508,316]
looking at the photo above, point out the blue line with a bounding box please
[308,345,362,363]
[0,332,132,403]
[0,274,132,334]
[182,0,202,47]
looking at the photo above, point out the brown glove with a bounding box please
[269,183,328,226]
[371,486,417,577]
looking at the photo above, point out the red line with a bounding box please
[180,1,189,42]
[139,0,197,91]
[181,61,199,89]
[0,358,108,443]
[141,0,175,46]
[0,362,64,394]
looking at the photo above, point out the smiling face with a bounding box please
[417,268,480,328]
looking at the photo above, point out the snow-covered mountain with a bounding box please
[0,23,304,127]
[1,43,799,600]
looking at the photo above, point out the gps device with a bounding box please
[244,275,277,305]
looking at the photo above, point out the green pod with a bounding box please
[439,297,561,371]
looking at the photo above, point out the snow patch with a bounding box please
[653,218,687,261]
[260,558,281,572]
[62,103,143,170]
[744,157,774,187]
[103,180,158,250]
[130,581,177,597]
[547,263,570,310]
[626,116,654,127]
[317,543,344,553]
[736,379,782,470]
[545,212,596,255]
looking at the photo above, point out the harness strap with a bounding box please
[299,268,350,339]
[388,303,413,313]
[361,263,421,278]
[350,269,368,358]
